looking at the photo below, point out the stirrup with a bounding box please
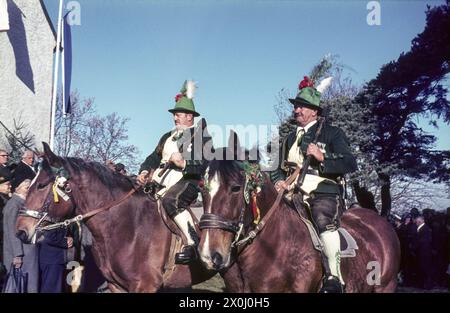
[175,245,198,265]
[319,275,345,293]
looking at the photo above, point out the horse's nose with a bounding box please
[211,252,223,270]
[16,230,29,243]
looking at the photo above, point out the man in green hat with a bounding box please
[271,76,357,293]
[137,80,211,265]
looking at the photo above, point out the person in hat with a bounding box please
[0,149,13,181]
[271,76,357,293]
[137,80,212,264]
[410,207,420,220]
[2,178,39,292]
[11,150,36,193]
[0,168,12,210]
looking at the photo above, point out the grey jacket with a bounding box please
[2,194,39,292]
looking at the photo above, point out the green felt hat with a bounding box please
[289,86,322,112]
[288,76,327,112]
[168,80,200,117]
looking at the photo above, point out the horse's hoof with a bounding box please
[175,245,198,265]
[319,276,345,293]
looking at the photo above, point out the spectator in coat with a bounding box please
[414,214,434,289]
[2,178,39,292]
[403,213,418,287]
[38,227,73,293]
[0,149,12,180]
[10,150,36,193]
[0,172,11,208]
[0,172,11,287]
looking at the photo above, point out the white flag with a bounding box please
[0,0,9,31]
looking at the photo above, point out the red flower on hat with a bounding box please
[298,76,314,90]
[175,93,183,102]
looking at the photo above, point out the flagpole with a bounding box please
[49,0,64,151]
[61,12,66,117]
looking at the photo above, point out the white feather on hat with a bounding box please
[185,80,197,99]
[316,77,333,94]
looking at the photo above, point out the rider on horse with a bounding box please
[137,80,211,265]
[272,76,357,293]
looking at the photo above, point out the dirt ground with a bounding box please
[192,273,226,293]
[192,274,449,293]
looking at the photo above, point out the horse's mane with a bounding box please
[60,157,134,192]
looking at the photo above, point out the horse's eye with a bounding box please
[231,186,241,192]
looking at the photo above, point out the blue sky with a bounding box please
[43,0,449,162]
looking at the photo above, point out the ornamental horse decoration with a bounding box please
[198,133,400,292]
[15,142,223,292]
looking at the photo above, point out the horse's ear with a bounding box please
[226,130,245,161]
[42,142,63,167]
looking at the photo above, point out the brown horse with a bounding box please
[15,143,221,292]
[198,148,400,292]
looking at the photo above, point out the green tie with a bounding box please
[296,128,305,146]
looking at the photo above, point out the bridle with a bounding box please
[19,164,139,236]
[199,207,247,248]
[199,163,301,252]
[199,162,264,248]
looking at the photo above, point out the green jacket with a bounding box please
[139,126,213,179]
[271,122,357,194]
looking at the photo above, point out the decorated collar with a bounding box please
[240,162,264,204]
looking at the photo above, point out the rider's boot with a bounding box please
[319,230,345,293]
[173,210,199,265]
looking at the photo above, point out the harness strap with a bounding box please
[234,165,301,252]
[37,187,140,232]
[82,187,138,220]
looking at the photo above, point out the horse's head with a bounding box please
[16,143,76,243]
[199,132,264,271]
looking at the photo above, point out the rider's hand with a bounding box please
[169,152,186,169]
[137,170,149,185]
[306,143,324,162]
[13,256,23,268]
[274,180,288,192]
[66,237,74,248]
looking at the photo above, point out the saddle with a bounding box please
[155,199,202,282]
[289,194,358,258]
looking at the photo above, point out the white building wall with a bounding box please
[0,0,55,150]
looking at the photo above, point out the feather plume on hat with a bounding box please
[185,80,197,99]
[316,77,333,94]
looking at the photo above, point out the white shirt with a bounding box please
[287,120,318,167]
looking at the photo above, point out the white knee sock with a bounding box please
[320,230,344,284]
[174,210,196,245]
